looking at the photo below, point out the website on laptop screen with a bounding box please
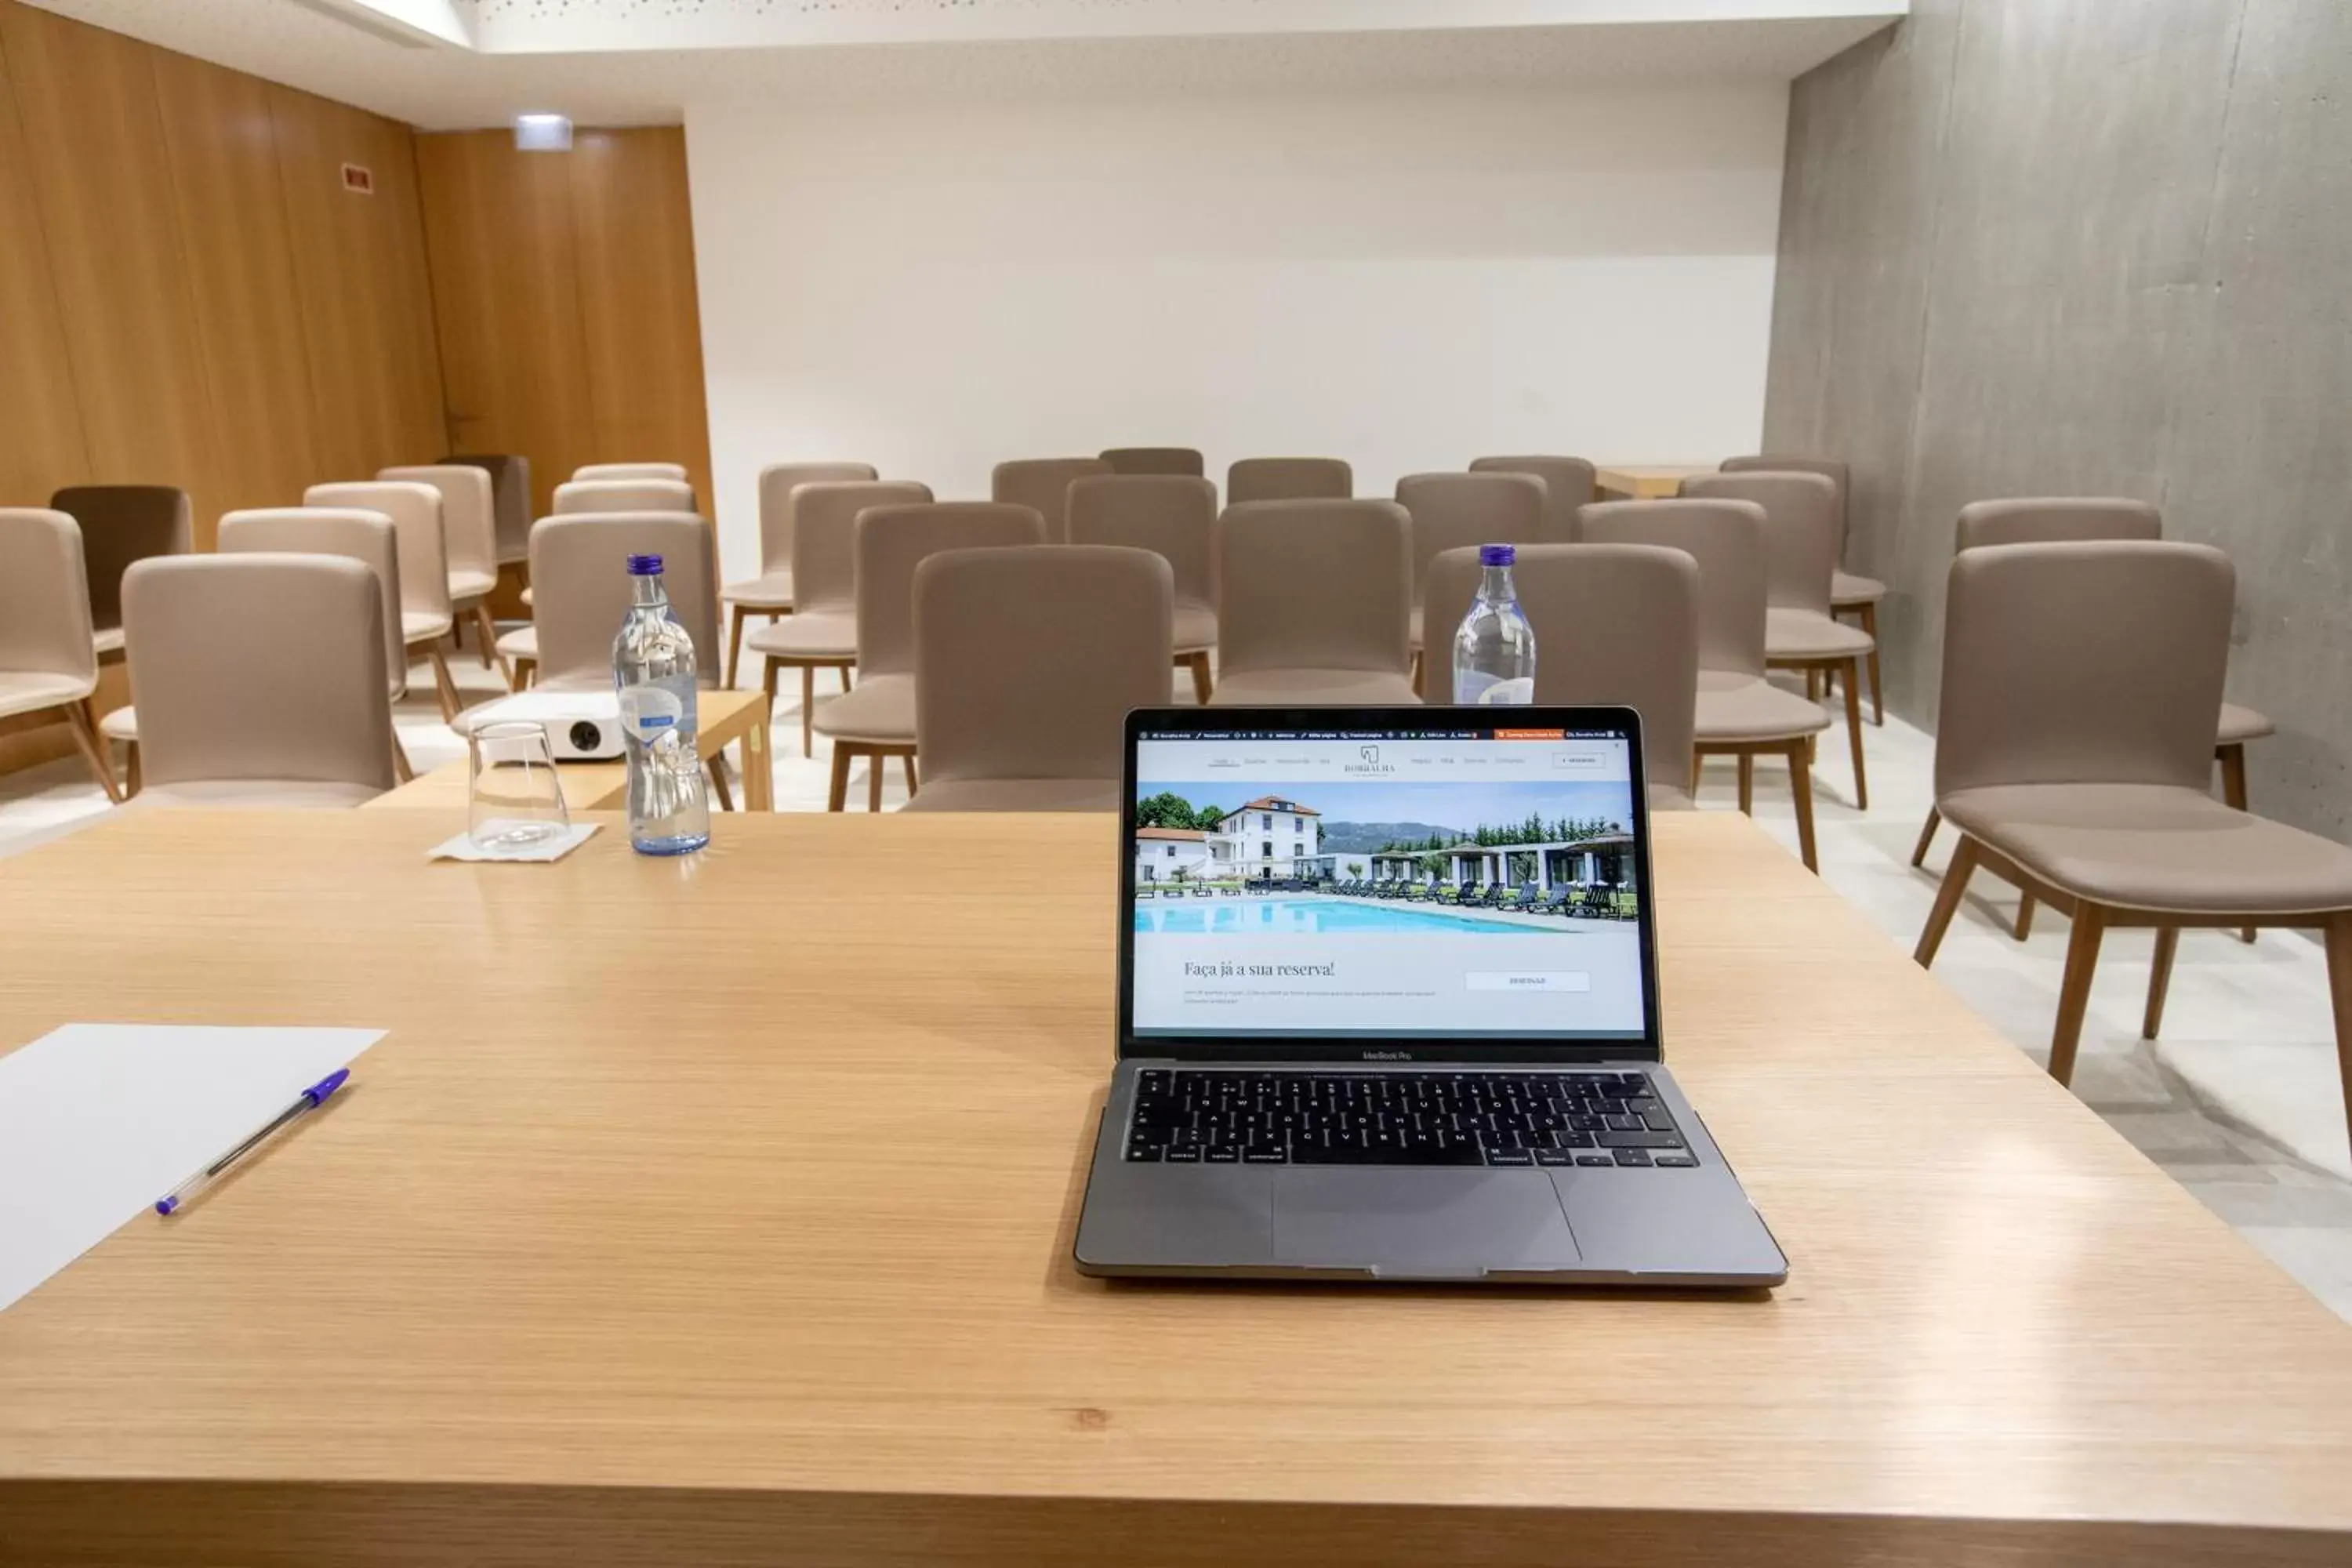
[1129,726,1647,1042]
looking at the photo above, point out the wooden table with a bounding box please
[3,811,2350,1565]
[366,686,773,812]
[1596,463,1715,500]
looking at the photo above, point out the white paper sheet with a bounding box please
[428,822,600,863]
[0,1024,383,1312]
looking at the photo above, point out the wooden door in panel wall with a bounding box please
[0,2,220,535]
[0,18,93,505]
[569,127,714,518]
[416,130,598,519]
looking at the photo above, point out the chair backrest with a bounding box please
[992,458,1114,544]
[1424,543,1698,799]
[443,454,533,565]
[218,508,406,698]
[757,462,880,574]
[915,545,1173,786]
[1722,455,1849,551]
[1678,470,1838,615]
[525,512,720,688]
[1227,457,1352,505]
[1955,497,2161,551]
[787,481,935,616]
[1065,475,1216,609]
[1101,446,1205,478]
[853,503,1047,677]
[574,462,688,485]
[48,485,191,636]
[1468,456,1597,538]
[304,481,449,620]
[1395,471,1548,593]
[1579,498,1769,680]
[0,508,98,686]
[554,478,696,516]
[122,554,393,791]
[1215,499,1411,678]
[1935,540,2231,800]
[378,464,496,585]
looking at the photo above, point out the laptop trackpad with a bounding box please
[1272,1169,1581,1277]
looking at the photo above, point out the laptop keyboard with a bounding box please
[1125,1069,1694,1168]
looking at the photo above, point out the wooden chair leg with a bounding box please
[1185,652,1213,705]
[1911,807,1941,868]
[826,744,851,811]
[2143,925,2179,1040]
[1841,656,1868,810]
[2218,744,2255,942]
[125,740,142,799]
[2049,902,2108,1086]
[800,666,816,758]
[473,604,512,688]
[1690,750,1704,796]
[390,725,415,784]
[1785,739,1818,874]
[1806,666,1822,702]
[427,643,461,722]
[1736,752,1754,815]
[725,608,746,690]
[1914,837,1978,967]
[62,700,123,804]
[2011,895,2034,941]
[2324,914,2352,1162]
[707,757,735,812]
[902,753,918,797]
[841,666,853,691]
[511,656,535,691]
[866,750,884,812]
[1860,601,1883,725]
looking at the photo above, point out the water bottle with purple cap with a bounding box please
[1451,543,1537,705]
[614,552,710,855]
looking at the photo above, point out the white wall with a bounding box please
[686,81,1787,576]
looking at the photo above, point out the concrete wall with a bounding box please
[1764,0,2352,841]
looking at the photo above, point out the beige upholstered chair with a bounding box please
[1227,457,1352,505]
[574,462,688,485]
[119,554,394,808]
[1913,540,2352,1139]
[1680,470,1870,809]
[1911,496,2275,944]
[0,509,116,802]
[992,458,1112,544]
[379,464,503,682]
[1067,474,1218,703]
[554,478,696,515]
[443,453,532,568]
[1210,499,1417,707]
[1101,447,1205,478]
[1582,499,1829,868]
[1468,456,1597,539]
[49,485,191,658]
[1423,543,1700,810]
[812,503,1047,811]
[747,481,934,757]
[509,512,718,693]
[1396,472,1548,681]
[304,481,459,721]
[903,546,1174,813]
[722,462,880,687]
[1721,455,1882,717]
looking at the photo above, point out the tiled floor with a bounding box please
[6,649,2350,1319]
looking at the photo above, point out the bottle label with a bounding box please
[1454,672,1534,706]
[616,684,685,740]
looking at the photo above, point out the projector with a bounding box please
[459,692,626,760]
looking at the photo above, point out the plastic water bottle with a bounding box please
[613,553,710,855]
[1452,543,1537,704]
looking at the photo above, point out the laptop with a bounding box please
[1073,706,1788,1286]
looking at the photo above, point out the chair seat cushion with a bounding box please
[1941,782,2352,916]
[1209,668,1421,706]
[131,779,385,809]
[495,625,539,660]
[0,670,97,721]
[448,570,499,603]
[811,672,915,743]
[520,585,534,607]
[1693,673,1831,742]
[1831,570,1886,607]
[747,610,856,661]
[402,610,454,644]
[1766,608,1875,662]
[1173,603,1218,655]
[901,777,1123,813]
[724,571,794,609]
[100,705,138,742]
[92,626,125,657]
[2217,702,2275,746]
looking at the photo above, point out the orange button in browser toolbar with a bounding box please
[1490,728,1565,740]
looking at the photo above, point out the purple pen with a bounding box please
[154,1069,350,1216]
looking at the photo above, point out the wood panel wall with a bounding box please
[416,127,713,523]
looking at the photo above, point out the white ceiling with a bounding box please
[22,0,1903,129]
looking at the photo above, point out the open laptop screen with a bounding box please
[1125,715,1653,1048]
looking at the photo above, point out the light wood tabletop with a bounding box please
[1596,463,1716,500]
[3,809,2350,1565]
[367,685,772,813]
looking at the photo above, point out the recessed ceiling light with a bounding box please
[514,114,572,152]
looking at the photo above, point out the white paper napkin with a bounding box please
[429,823,601,863]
